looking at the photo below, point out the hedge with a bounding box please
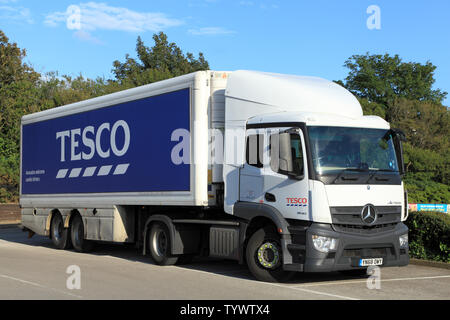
[405,211,450,262]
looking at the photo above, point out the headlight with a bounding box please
[312,235,338,253]
[399,234,408,248]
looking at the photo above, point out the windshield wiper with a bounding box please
[333,168,368,184]
[366,169,398,183]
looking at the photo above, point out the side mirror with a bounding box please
[271,132,304,180]
[279,133,293,173]
[391,128,406,175]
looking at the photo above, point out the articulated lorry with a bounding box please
[20,70,409,282]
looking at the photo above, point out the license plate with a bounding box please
[359,258,383,267]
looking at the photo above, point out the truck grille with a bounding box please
[343,247,395,257]
[330,206,401,235]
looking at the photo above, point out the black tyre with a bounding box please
[148,222,178,265]
[50,213,70,250]
[246,227,295,282]
[70,214,93,253]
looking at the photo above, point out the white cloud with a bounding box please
[0,5,33,24]
[188,27,235,36]
[44,2,183,32]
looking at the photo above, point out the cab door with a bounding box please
[263,128,310,220]
[239,129,265,202]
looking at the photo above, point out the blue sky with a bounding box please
[1,0,449,105]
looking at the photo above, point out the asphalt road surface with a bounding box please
[0,225,449,300]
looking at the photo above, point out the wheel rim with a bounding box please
[152,228,168,257]
[256,241,281,270]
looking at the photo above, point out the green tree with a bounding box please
[112,32,209,87]
[341,53,447,107]
[387,98,449,153]
[0,31,40,87]
[0,30,42,202]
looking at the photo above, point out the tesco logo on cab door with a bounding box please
[286,197,308,207]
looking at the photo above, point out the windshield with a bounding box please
[308,126,399,175]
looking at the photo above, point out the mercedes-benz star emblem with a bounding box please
[361,204,377,225]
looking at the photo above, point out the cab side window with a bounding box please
[246,134,264,168]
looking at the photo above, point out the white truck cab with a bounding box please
[221,71,409,278]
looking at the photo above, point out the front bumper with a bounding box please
[283,222,409,272]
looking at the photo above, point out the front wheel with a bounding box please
[246,227,295,282]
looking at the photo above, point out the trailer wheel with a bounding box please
[50,213,70,250]
[70,215,93,253]
[246,227,295,283]
[148,222,178,265]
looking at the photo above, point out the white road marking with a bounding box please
[293,275,450,288]
[263,281,359,300]
[0,274,83,299]
[173,266,359,300]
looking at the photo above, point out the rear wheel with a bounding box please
[246,227,295,282]
[148,222,178,265]
[70,215,93,253]
[50,213,70,250]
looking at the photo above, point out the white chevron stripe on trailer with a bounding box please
[69,168,82,178]
[83,167,97,177]
[55,164,130,179]
[56,169,68,179]
[97,165,113,176]
[113,164,130,175]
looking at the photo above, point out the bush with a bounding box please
[405,211,450,262]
